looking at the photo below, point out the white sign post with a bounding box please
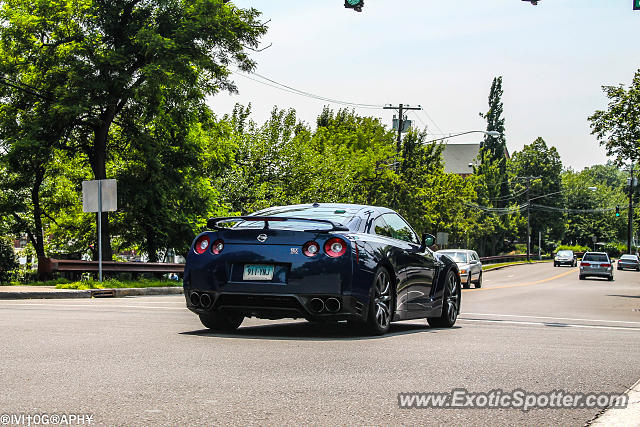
[83,179,117,282]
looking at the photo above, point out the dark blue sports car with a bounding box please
[183,203,461,335]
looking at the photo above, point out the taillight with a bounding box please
[194,235,210,254]
[601,263,611,268]
[303,241,320,257]
[211,239,224,255]
[324,237,347,258]
[581,262,590,266]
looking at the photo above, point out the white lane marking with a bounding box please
[0,302,186,310]
[459,318,640,332]
[463,312,640,325]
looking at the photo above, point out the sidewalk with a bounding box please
[0,285,183,299]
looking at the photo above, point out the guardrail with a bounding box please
[479,254,540,265]
[39,258,184,280]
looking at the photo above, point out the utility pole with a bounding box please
[628,164,636,254]
[517,176,540,262]
[383,104,422,152]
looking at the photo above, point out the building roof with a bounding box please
[442,143,480,175]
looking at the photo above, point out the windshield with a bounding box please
[582,253,609,262]
[557,250,573,256]
[234,205,361,231]
[442,252,469,263]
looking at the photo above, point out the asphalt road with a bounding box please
[1,262,639,426]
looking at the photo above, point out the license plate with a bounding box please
[243,264,274,281]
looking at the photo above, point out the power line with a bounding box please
[233,71,385,110]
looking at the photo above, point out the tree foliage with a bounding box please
[589,69,640,165]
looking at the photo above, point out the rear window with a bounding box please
[235,206,360,231]
[620,255,639,260]
[582,253,609,262]
[441,252,468,263]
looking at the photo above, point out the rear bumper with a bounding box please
[555,259,575,265]
[617,263,639,270]
[580,269,613,278]
[185,291,367,321]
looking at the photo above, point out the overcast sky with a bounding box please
[207,0,639,170]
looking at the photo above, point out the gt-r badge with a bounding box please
[257,234,268,242]
[290,248,299,255]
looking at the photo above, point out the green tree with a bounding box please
[510,137,564,242]
[589,69,640,165]
[0,0,267,260]
[562,166,627,247]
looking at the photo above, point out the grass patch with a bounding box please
[56,278,182,290]
[3,278,72,287]
[483,260,550,271]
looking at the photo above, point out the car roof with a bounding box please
[252,203,392,217]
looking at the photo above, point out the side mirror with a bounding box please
[421,233,436,250]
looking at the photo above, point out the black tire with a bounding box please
[475,271,482,289]
[579,275,585,280]
[617,266,622,270]
[608,276,614,282]
[554,262,558,267]
[573,261,577,267]
[199,312,244,331]
[364,267,394,335]
[428,270,460,328]
[636,267,639,272]
[463,274,471,289]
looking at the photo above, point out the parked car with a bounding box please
[554,249,577,267]
[579,252,614,281]
[436,249,482,289]
[183,203,462,335]
[617,254,640,271]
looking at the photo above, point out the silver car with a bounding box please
[617,254,640,271]
[554,249,577,267]
[437,249,482,289]
[579,252,613,281]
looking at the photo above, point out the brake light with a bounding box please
[324,237,347,258]
[211,239,224,255]
[303,241,320,257]
[194,235,210,254]
[601,263,611,268]
[581,262,590,266]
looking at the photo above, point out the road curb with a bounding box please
[0,287,183,300]
[0,290,91,299]
[589,377,640,426]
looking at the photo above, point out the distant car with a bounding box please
[554,250,577,267]
[436,249,482,289]
[617,254,640,271]
[579,252,614,281]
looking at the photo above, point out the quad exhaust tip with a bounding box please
[200,293,212,308]
[309,298,325,314]
[189,291,201,306]
[325,297,341,313]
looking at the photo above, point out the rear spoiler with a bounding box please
[206,216,350,233]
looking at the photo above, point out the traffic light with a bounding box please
[344,0,363,12]
[616,205,621,217]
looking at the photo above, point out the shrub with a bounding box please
[555,244,590,254]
